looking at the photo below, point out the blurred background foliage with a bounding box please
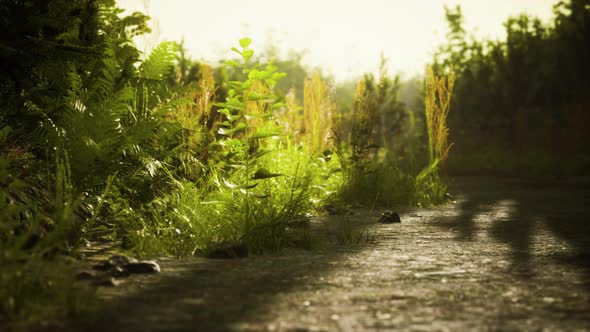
[433,0,590,175]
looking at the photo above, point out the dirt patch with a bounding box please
[71,176,590,331]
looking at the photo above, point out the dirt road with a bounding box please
[79,176,590,331]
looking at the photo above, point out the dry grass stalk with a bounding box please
[350,78,378,165]
[425,66,455,164]
[303,72,334,156]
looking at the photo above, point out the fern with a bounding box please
[140,41,179,80]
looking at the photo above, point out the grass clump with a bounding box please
[325,215,376,247]
[416,66,456,205]
[0,254,98,326]
[331,63,456,208]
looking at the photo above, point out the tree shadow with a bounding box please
[71,221,372,332]
[438,176,590,285]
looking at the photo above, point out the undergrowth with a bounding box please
[0,1,455,325]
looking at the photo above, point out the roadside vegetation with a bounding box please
[434,1,590,175]
[0,1,454,324]
[7,0,589,326]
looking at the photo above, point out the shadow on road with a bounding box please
[438,176,590,286]
[74,221,371,332]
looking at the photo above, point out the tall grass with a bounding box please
[303,72,335,156]
[415,67,456,205]
[333,74,418,207]
[425,66,455,165]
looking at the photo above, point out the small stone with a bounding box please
[108,254,137,267]
[207,242,249,259]
[111,265,130,278]
[290,214,313,228]
[376,311,392,320]
[288,327,323,332]
[322,204,338,215]
[125,260,161,274]
[378,211,401,224]
[92,261,113,271]
[75,270,96,280]
[96,277,122,287]
[92,254,137,271]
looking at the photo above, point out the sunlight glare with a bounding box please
[116,0,555,81]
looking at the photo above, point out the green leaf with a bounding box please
[224,60,240,67]
[239,37,252,49]
[224,98,244,110]
[217,122,247,136]
[248,69,271,80]
[229,81,243,89]
[250,128,284,139]
[246,91,268,101]
[217,138,243,148]
[252,168,282,180]
[223,178,258,190]
[241,80,253,89]
[231,47,242,55]
[242,49,254,61]
[250,149,272,160]
[265,64,278,72]
[272,72,287,80]
[0,125,12,143]
[244,112,273,120]
[218,109,241,121]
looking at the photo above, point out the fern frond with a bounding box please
[140,41,179,80]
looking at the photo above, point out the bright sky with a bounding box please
[117,0,556,81]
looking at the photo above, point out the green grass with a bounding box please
[0,254,98,326]
[324,215,376,246]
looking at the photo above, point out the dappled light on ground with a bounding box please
[75,177,590,331]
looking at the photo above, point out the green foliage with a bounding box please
[0,1,459,325]
[141,41,179,80]
[106,39,322,257]
[435,1,590,175]
[332,60,445,208]
[0,255,98,323]
[325,215,375,247]
[337,162,417,207]
[0,0,178,322]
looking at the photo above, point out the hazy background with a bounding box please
[116,0,555,81]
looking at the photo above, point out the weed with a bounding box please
[303,72,335,156]
[0,253,98,324]
[415,67,456,205]
[325,215,376,246]
[424,66,455,166]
